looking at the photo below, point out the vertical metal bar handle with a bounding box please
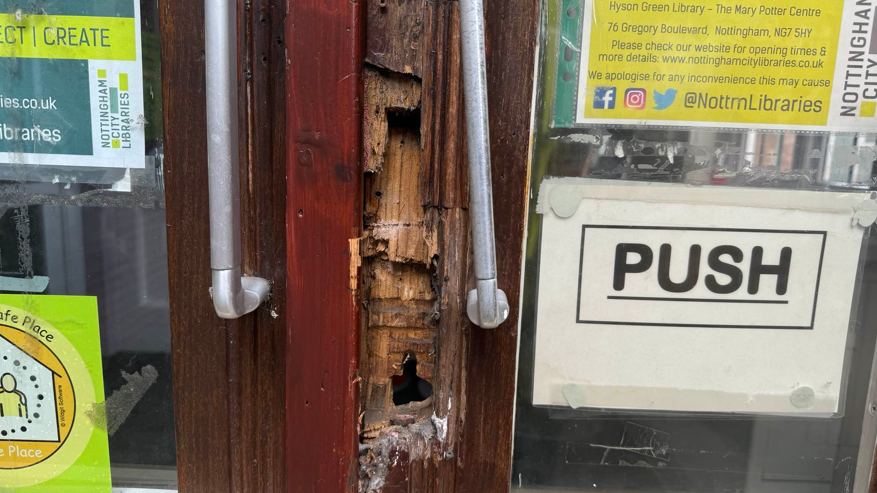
[461,0,510,329]
[205,0,270,319]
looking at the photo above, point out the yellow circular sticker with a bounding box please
[0,306,96,487]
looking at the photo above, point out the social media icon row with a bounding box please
[593,87,677,110]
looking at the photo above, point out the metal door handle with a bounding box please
[205,0,270,319]
[461,0,510,329]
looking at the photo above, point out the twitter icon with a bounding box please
[653,89,677,110]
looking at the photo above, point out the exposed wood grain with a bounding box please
[160,1,287,492]
[371,261,434,301]
[431,207,470,452]
[362,0,473,489]
[361,122,437,434]
[362,0,535,489]
[407,0,473,487]
[363,68,423,174]
[365,125,436,265]
[360,58,448,493]
[420,0,467,210]
[286,0,365,490]
[365,0,425,77]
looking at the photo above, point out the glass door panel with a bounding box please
[513,1,877,492]
[0,0,176,491]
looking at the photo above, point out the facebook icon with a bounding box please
[593,86,616,110]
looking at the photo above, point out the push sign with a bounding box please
[532,181,868,414]
[580,226,825,329]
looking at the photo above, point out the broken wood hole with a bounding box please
[392,351,432,405]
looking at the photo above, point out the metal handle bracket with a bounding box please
[205,0,269,319]
[461,0,510,329]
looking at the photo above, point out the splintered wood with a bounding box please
[363,123,437,264]
[361,67,436,436]
[360,1,472,490]
[363,71,422,174]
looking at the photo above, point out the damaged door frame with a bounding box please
[283,0,539,488]
[355,0,539,490]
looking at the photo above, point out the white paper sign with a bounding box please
[532,180,870,414]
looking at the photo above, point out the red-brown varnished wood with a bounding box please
[286,0,365,490]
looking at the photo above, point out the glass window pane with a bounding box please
[513,1,877,492]
[0,0,175,490]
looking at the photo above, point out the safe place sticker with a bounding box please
[0,1,145,168]
[0,296,110,492]
[556,0,877,131]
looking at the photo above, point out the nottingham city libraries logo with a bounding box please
[93,68,134,150]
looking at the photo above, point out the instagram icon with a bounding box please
[624,88,647,110]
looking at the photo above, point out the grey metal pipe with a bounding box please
[205,0,269,319]
[460,0,509,329]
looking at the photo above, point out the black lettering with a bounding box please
[705,246,744,294]
[613,243,653,291]
[748,247,792,295]
[658,244,701,293]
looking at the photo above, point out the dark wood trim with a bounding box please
[238,0,289,491]
[160,0,287,491]
[285,0,365,491]
[456,0,540,490]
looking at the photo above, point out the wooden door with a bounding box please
[160,0,287,491]
[161,1,877,492]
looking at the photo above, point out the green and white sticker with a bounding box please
[0,295,110,492]
[0,1,145,169]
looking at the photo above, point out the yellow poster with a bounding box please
[0,296,110,492]
[566,0,877,131]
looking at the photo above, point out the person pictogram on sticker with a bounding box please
[0,374,27,418]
